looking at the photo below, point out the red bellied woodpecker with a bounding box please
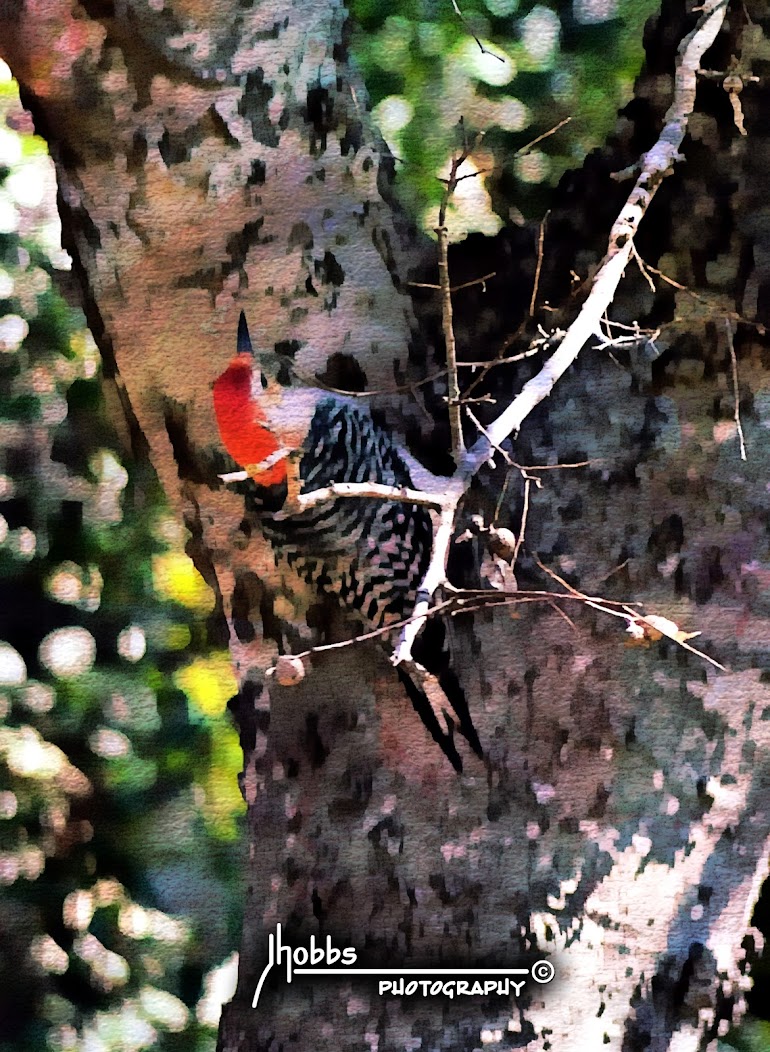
[213,312,481,768]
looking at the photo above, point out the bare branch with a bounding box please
[393,498,460,667]
[452,394,497,405]
[548,598,578,632]
[494,467,515,522]
[595,558,630,584]
[438,169,491,184]
[460,0,730,479]
[460,344,542,405]
[295,481,451,512]
[601,317,658,333]
[594,323,661,352]
[445,583,637,610]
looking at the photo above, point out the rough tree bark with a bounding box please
[3,1,770,1050]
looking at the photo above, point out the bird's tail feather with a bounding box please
[397,618,482,772]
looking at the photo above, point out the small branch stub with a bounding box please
[272,655,306,687]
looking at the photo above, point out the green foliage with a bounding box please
[348,0,660,236]
[0,73,241,1052]
[721,1019,770,1052]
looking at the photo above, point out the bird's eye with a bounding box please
[260,373,268,390]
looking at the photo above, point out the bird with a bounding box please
[213,311,481,770]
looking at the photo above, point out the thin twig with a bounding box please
[446,591,728,677]
[436,137,477,460]
[444,583,637,609]
[271,598,456,667]
[725,318,747,461]
[636,260,765,334]
[531,554,727,670]
[513,460,593,471]
[452,394,497,405]
[291,366,448,399]
[515,116,572,157]
[494,467,515,522]
[462,333,553,402]
[459,345,542,405]
[631,241,657,294]
[641,622,727,671]
[644,263,692,292]
[449,0,506,62]
[408,271,496,293]
[436,228,461,456]
[594,327,660,351]
[529,210,550,317]
[512,473,531,567]
[439,168,491,184]
[531,552,582,597]
[465,406,514,466]
[595,558,630,584]
[448,594,631,618]
[496,321,529,357]
[601,317,659,333]
[548,598,578,631]
[451,270,496,292]
[596,314,661,352]
[459,348,540,368]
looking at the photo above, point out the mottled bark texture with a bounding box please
[4,1,770,1050]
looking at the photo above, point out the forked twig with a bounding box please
[532,554,727,671]
[449,0,505,62]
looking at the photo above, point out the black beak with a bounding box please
[237,311,254,356]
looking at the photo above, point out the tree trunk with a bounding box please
[3,1,770,1050]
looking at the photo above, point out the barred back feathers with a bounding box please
[258,397,432,629]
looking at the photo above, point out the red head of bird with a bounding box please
[213,312,289,488]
